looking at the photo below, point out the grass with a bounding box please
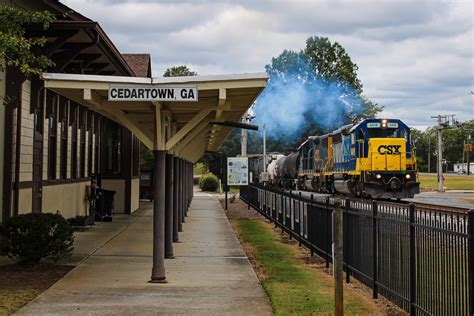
[229,187,240,193]
[419,174,474,190]
[0,289,41,316]
[235,219,378,315]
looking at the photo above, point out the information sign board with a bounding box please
[227,157,249,186]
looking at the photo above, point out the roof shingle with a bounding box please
[122,54,152,78]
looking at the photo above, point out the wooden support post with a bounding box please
[177,157,183,232]
[150,104,166,283]
[165,154,174,258]
[181,159,186,219]
[333,200,343,316]
[150,150,167,283]
[173,156,179,242]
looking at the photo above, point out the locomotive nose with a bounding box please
[389,177,402,191]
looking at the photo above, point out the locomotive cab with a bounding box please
[352,119,420,199]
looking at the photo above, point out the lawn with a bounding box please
[234,219,380,315]
[419,173,474,190]
[0,289,40,315]
[0,263,72,315]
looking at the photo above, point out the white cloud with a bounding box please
[62,0,474,128]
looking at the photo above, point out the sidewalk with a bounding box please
[16,192,273,315]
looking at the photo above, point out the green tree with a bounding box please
[0,6,55,75]
[140,143,154,170]
[304,36,363,93]
[163,65,197,77]
[225,36,383,155]
[265,36,382,124]
[412,119,474,172]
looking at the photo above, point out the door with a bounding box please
[32,109,43,213]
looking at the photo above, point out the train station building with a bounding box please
[0,0,267,282]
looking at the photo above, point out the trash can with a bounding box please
[95,189,115,222]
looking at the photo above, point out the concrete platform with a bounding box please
[16,192,273,315]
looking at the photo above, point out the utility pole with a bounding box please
[240,111,255,157]
[430,115,460,192]
[241,123,247,156]
[468,135,471,175]
[263,124,267,167]
[428,136,431,173]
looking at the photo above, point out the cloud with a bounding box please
[61,0,474,128]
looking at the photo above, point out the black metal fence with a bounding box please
[240,184,474,316]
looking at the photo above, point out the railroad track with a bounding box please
[409,202,468,214]
[277,188,470,214]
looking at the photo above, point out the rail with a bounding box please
[240,184,474,316]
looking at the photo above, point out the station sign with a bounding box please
[227,157,249,186]
[108,85,198,102]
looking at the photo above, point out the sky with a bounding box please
[62,0,474,130]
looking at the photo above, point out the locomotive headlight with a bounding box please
[382,119,388,124]
[375,174,382,180]
[405,174,411,180]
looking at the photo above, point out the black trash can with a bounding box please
[95,189,115,222]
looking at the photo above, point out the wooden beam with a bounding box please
[173,120,212,153]
[180,133,210,159]
[51,42,95,71]
[189,147,207,163]
[165,107,212,150]
[209,91,231,148]
[43,30,79,57]
[83,88,154,149]
[154,103,165,150]
[75,53,101,68]
[218,88,226,106]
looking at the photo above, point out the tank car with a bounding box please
[267,154,284,183]
[276,152,299,189]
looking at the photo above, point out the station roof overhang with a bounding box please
[41,72,268,162]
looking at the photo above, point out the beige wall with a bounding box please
[42,181,89,219]
[18,188,32,214]
[131,178,140,212]
[0,65,5,221]
[102,179,125,214]
[19,80,33,182]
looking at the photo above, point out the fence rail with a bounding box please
[240,184,474,316]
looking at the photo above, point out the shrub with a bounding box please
[1,213,74,265]
[199,173,219,192]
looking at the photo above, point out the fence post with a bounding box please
[372,200,378,299]
[468,209,474,316]
[333,199,344,316]
[224,188,228,211]
[344,199,350,284]
[247,187,251,210]
[299,192,302,246]
[326,197,331,269]
[409,203,416,316]
[310,194,314,257]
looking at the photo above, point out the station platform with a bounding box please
[16,192,273,315]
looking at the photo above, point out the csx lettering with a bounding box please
[378,145,401,155]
